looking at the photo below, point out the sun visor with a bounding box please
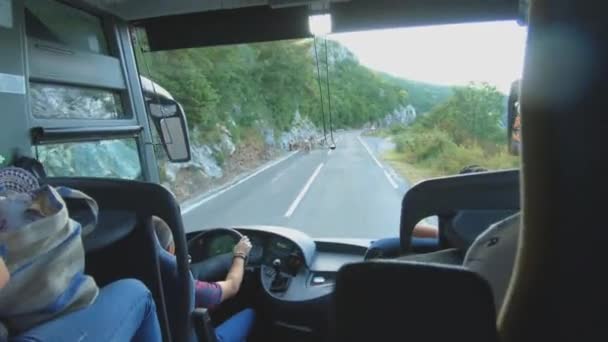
[139,0,519,51]
[141,6,312,51]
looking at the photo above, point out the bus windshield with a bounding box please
[136,21,527,238]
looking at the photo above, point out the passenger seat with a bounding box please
[396,213,520,311]
[463,213,520,310]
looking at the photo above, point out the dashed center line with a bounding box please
[271,170,287,183]
[284,163,324,217]
[357,136,398,189]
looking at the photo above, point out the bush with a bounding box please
[429,143,485,175]
[393,127,518,177]
[394,135,408,153]
[388,124,407,135]
[212,149,225,166]
[394,128,454,162]
[239,127,265,148]
[484,150,520,170]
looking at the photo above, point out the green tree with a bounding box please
[417,83,505,147]
[137,36,416,144]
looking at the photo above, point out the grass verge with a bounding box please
[382,146,519,184]
[382,150,440,184]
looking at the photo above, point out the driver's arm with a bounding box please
[0,257,9,289]
[0,244,9,289]
[217,236,252,302]
[412,224,438,238]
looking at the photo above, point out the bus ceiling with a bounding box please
[73,0,523,51]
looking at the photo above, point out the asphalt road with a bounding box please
[182,131,410,239]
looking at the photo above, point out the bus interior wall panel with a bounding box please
[140,0,519,51]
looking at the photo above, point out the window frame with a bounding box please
[25,39,137,129]
[21,0,159,182]
[24,0,111,55]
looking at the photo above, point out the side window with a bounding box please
[24,0,144,180]
[30,82,127,120]
[34,139,142,180]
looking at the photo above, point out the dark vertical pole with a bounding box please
[313,37,328,143]
[324,38,335,143]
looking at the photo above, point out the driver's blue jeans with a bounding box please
[12,279,162,342]
[215,308,256,342]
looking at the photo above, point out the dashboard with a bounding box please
[188,225,367,302]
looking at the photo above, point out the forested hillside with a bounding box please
[139,38,415,143]
[380,74,453,114]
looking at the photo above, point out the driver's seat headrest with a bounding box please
[334,261,498,342]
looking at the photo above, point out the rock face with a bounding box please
[30,83,123,120]
[37,140,141,179]
[261,127,276,148]
[381,105,417,127]
[163,124,238,183]
[164,144,223,182]
[279,109,321,150]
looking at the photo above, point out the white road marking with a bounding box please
[358,136,399,189]
[357,136,383,169]
[389,167,400,180]
[383,169,399,189]
[182,151,299,214]
[327,149,332,156]
[271,169,288,183]
[284,163,324,217]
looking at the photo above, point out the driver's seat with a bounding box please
[152,219,219,342]
[192,309,218,342]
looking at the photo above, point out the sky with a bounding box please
[330,21,528,93]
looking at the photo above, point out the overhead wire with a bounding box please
[323,38,335,144]
[313,37,328,144]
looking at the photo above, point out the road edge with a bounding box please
[181,150,299,214]
[357,135,399,189]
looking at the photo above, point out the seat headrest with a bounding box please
[334,261,498,342]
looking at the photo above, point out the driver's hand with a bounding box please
[233,236,252,259]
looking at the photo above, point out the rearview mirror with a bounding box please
[147,99,191,162]
[507,80,521,156]
[140,76,191,162]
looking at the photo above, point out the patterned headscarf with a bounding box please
[0,167,39,195]
[0,168,41,233]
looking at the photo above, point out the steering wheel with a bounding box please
[188,228,243,282]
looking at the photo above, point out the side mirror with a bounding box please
[518,0,530,25]
[507,80,521,156]
[147,99,191,162]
